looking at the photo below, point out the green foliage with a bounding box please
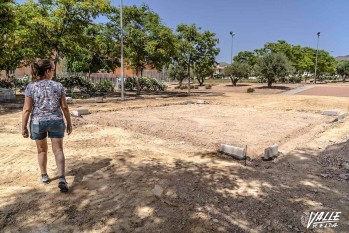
[124,77,166,91]
[174,24,220,89]
[247,88,255,93]
[66,23,119,74]
[233,51,258,67]
[224,62,250,86]
[108,4,176,94]
[0,79,13,89]
[193,61,215,86]
[256,53,293,87]
[168,62,187,84]
[288,75,303,83]
[94,79,115,92]
[337,60,349,81]
[56,76,95,94]
[17,0,111,78]
[124,77,136,91]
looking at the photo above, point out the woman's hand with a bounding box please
[67,123,72,135]
[22,127,29,138]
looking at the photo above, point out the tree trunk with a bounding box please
[233,79,238,86]
[198,77,204,86]
[230,76,237,86]
[343,75,346,83]
[54,54,59,80]
[268,79,273,88]
[136,68,141,95]
[5,69,10,79]
[187,63,191,95]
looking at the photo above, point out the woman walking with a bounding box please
[22,59,72,193]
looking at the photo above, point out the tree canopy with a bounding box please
[256,53,293,87]
[173,24,219,90]
[224,62,250,86]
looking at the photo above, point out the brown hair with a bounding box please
[31,59,53,81]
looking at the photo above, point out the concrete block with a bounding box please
[197,100,205,104]
[184,100,194,104]
[72,109,89,117]
[0,88,15,101]
[337,113,347,121]
[66,97,73,104]
[322,110,338,116]
[263,144,279,160]
[95,97,104,103]
[220,144,245,160]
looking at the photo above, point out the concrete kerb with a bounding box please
[322,110,338,116]
[220,144,247,160]
[262,144,280,161]
[71,109,90,117]
[329,113,347,123]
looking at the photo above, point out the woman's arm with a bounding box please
[60,95,72,135]
[22,96,33,138]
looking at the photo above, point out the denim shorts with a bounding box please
[30,119,66,140]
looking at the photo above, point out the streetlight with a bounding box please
[120,0,125,100]
[314,32,320,84]
[229,31,236,64]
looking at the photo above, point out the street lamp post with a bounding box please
[120,0,125,100]
[314,32,320,84]
[230,31,235,64]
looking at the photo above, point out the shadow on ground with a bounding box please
[255,86,292,91]
[1,141,348,232]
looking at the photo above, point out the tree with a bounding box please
[315,50,337,78]
[0,0,18,77]
[224,62,250,86]
[193,60,215,86]
[168,62,187,85]
[175,24,219,92]
[337,61,349,82]
[20,0,111,79]
[256,53,293,88]
[108,4,176,95]
[65,23,120,76]
[233,51,258,67]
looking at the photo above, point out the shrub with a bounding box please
[288,75,303,83]
[125,77,166,91]
[205,84,212,89]
[56,76,95,94]
[0,78,13,89]
[247,88,255,93]
[94,79,114,92]
[124,77,136,91]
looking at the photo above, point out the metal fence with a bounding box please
[57,69,169,88]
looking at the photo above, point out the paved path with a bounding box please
[296,86,349,97]
[281,85,315,95]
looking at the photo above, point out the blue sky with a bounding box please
[18,0,349,63]
[112,0,349,63]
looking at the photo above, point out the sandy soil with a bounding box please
[0,83,348,232]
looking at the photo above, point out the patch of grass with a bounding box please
[239,79,258,83]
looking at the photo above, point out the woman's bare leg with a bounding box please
[35,138,48,174]
[51,138,65,177]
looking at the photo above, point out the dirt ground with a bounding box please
[0,83,348,232]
